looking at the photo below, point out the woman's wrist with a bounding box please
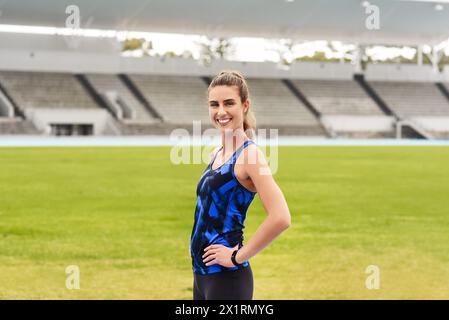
[235,248,245,265]
[231,249,241,266]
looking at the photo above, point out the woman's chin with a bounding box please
[213,123,234,131]
[218,127,236,133]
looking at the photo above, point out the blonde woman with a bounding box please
[189,70,291,300]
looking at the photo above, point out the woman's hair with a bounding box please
[207,70,256,138]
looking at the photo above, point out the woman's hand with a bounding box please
[202,244,239,268]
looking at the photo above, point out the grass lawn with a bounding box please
[0,146,448,299]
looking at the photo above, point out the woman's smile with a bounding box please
[217,117,233,126]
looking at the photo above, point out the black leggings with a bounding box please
[193,265,253,300]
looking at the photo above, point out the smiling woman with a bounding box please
[189,70,291,300]
[207,70,256,139]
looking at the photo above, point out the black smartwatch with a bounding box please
[231,249,243,267]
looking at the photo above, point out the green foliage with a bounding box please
[199,37,232,66]
[295,51,351,63]
[122,38,146,52]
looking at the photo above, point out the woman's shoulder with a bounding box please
[241,143,272,177]
[240,141,268,166]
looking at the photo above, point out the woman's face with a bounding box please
[208,85,249,133]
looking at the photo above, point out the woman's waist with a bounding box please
[193,261,251,276]
[191,229,244,245]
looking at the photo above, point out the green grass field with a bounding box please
[0,146,448,299]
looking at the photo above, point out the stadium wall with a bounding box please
[365,64,446,82]
[24,108,115,135]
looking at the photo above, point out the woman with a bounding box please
[189,70,291,300]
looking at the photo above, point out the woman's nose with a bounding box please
[217,104,226,115]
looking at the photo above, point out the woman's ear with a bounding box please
[243,99,250,113]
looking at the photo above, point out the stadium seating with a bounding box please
[368,81,449,118]
[246,78,322,125]
[87,74,158,122]
[0,71,98,111]
[0,69,448,138]
[129,75,210,124]
[291,79,383,115]
[0,118,39,134]
[244,78,325,136]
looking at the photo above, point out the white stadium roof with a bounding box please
[0,0,448,45]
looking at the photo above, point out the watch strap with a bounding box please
[231,249,242,266]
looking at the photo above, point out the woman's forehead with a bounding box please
[208,85,240,100]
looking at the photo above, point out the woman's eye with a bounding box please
[209,102,234,107]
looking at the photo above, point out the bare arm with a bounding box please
[235,145,291,264]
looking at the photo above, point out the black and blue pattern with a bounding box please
[190,140,257,275]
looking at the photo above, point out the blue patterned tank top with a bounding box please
[190,139,257,275]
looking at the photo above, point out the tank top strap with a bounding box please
[209,140,255,169]
[208,145,223,168]
[231,139,255,164]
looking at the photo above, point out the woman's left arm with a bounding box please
[203,145,291,267]
[233,145,291,264]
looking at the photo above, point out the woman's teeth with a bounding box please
[217,118,232,126]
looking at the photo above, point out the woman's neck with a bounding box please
[221,128,248,153]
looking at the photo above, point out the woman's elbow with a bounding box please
[276,214,291,230]
[283,216,291,229]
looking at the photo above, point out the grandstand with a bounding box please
[365,81,449,138]
[86,74,158,123]
[0,0,448,139]
[0,71,97,110]
[369,81,449,118]
[246,78,326,136]
[292,80,383,116]
[129,74,209,124]
[1,67,449,138]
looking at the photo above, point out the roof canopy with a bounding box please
[1,0,448,45]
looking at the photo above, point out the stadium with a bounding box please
[0,0,448,300]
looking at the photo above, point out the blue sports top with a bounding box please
[190,139,257,275]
